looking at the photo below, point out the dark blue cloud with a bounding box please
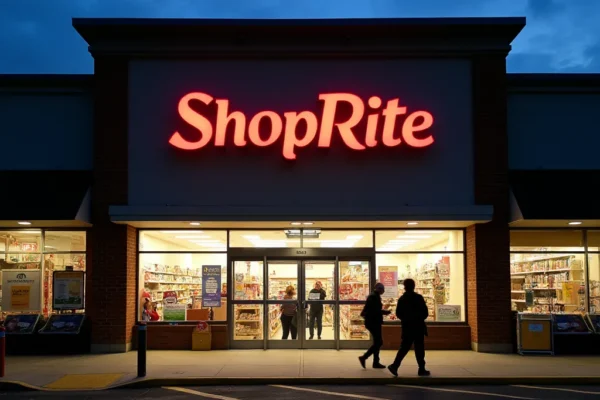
[0,0,598,73]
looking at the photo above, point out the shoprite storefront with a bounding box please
[1,17,600,354]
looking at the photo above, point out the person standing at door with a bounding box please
[387,278,431,377]
[280,285,298,340]
[358,282,391,369]
[308,281,326,339]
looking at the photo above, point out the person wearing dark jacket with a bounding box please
[388,278,430,377]
[307,281,326,339]
[358,283,391,369]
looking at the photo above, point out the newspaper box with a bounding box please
[192,321,211,351]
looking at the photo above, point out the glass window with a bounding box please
[233,260,263,300]
[234,304,263,340]
[510,230,584,252]
[511,253,586,314]
[268,262,298,300]
[339,261,370,301]
[340,305,368,340]
[139,230,227,252]
[305,262,335,300]
[229,230,301,248]
[588,231,600,252]
[306,304,335,340]
[303,230,373,248]
[589,253,600,313]
[44,231,86,252]
[376,230,463,252]
[139,253,227,321]
[376,253,465,322]
[268,303,298,341]
[0,230,42,253]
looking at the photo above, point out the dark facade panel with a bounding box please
[0,75,94,171]
[0,170,91,220]
[510,170,600,220]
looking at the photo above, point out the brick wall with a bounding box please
[88,56,138,353]
[467,56,512,352]
[382,325,471,350]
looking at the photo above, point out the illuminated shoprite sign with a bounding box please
[169,92,434,160]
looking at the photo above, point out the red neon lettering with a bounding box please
[283,111,318,160]
[381,99,407,147]
[169,91,435,159]
[248,111,283,146]
[402,111,434,147]
[169,92,214,150]
[215,99,247,147]
[318,93,366,150]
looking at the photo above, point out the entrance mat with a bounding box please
[44,373,124,389]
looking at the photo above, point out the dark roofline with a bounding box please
[0,74,93,90]
[72,17,525,57]
[508,73,600,89]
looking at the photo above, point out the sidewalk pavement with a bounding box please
[2,350,600,391]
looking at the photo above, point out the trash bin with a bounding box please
[191,321,211,351]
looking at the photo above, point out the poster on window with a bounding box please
[378,266,398,299]
[53,271,85,310]
[202,265,222,307]
[1,270,41,312]
[436,304,461,322]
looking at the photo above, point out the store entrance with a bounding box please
[267,260,336,349]
[230,252,372,350]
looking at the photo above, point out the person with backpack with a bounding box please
[387,278,431,377]
[358,282,391,369]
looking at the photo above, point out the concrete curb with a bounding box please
[4,376,600,391]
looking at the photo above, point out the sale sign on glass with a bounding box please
[202,265,222,307]
[379,266,398,299]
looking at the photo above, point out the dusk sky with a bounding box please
[1,0,599,74]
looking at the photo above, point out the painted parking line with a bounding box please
[390,384,537,399]
[271,384,390,400]
[513,384,600,395]
[164,386,239,399]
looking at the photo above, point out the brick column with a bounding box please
[88,56,137,353]
[467,56,512,353]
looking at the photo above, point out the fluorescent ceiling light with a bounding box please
[160,230,204,234]
[18,221,31,225]
[398,235,431,239]
[176,235,210,239]
[290,222,302,226]
[302,222,314,225]
[568,221,582,225]
[189,222,201,226]
[404,230,444,234]
[407,222,419,226]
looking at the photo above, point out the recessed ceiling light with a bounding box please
[18,221,32,226]
[568,221,582,225]
[302,222,314,226]
[189,222,201,226]
[291,222,302,226]
[407,222,419,226]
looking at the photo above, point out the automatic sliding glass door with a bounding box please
[302,261,337,349]
[266,261,300,348]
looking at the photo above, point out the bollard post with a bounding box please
[0,326,5,378]
[137,321,147,378]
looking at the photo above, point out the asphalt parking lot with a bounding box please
[3,384,600,399]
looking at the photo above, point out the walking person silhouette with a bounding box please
[358,282,391,369]
[388,278,431,377]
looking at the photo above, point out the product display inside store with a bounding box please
[510,230,587,315]
[138,230,227,322]
[375,230,465,322]
[0,230,87,319]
